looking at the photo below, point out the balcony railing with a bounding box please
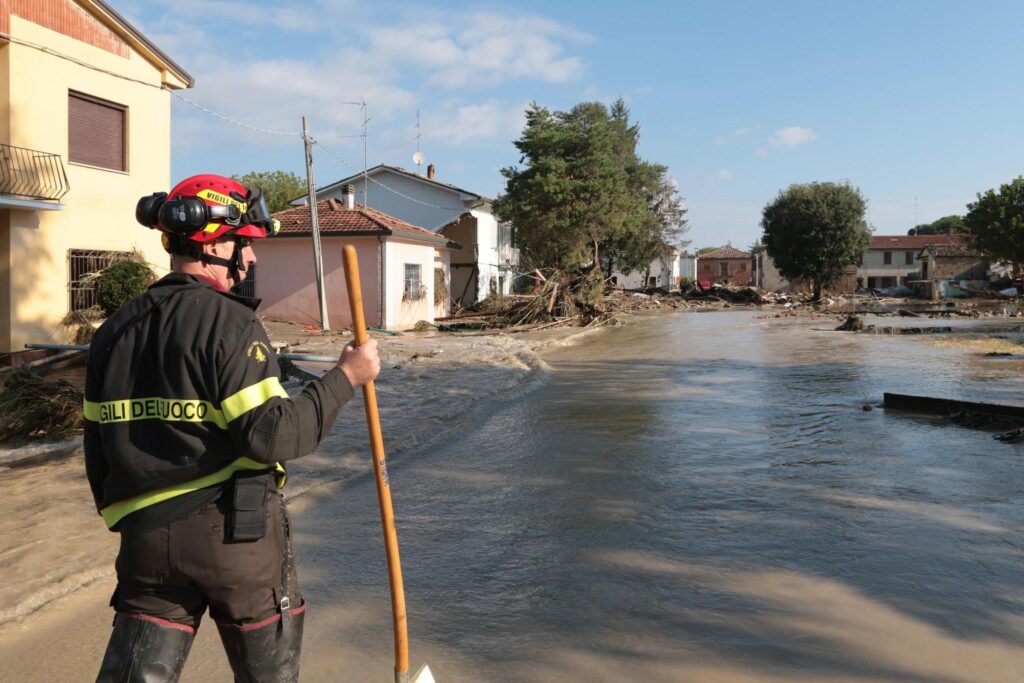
[0,143,70,201]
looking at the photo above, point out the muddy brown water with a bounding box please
[280,311,1024,682]
[5,310,1024,682]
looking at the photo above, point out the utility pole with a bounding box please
[302,115,330,331]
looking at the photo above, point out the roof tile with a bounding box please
[868,234,965,250]
[699,247,751,259]
[272,199,446,243]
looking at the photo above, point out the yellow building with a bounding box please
[0,0,192,353]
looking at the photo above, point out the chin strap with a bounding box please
[167,234,248,289]
[192,241,246,288]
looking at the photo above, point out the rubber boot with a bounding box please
[217,606,305,683]
[96,613,195,683]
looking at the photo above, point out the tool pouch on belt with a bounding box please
[227,471,270,542]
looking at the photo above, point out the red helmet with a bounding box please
[136,173,280,242]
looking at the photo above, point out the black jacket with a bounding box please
[84,273,353,527]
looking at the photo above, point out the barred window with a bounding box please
[68,249,131,312]
[403,263,424,301]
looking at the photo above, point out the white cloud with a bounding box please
[716,169,734,181]
[713,124,760,145]
[769,126,817,147]
[424,101,528,145]
[754,146,769,157]
[146,3,589,152]
[359,10,591,88]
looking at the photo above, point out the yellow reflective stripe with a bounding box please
[99,457,283,529]
[196,189,247,212]
[221,377,288,423]
[82,398,227,429]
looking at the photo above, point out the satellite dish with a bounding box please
[412,151,425,166]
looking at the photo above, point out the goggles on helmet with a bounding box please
[242,187,281,236]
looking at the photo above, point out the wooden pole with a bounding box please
[342,245,410,682]
[303,116,331,331]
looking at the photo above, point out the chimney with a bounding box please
[342,184,355,210]
[427,164,435,180]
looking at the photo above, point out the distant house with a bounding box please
[289,164,517,306]
[755,251,858,294]
[859,234,964,290]
[611,248,681,290]
[917,243,988,300]
[0,0,193,353]
[696,247,753,286]
[754,251,790,292]
[259,192,456,331]
[677,251,696,282]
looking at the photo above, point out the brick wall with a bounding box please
[2,0,129,57]
[698,257,753,286]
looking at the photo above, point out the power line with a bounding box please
[170,91,300,137]
[1,31,165,89]
[1,31,362,141]
[6,27,477,216]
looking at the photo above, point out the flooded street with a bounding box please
[282,310,1024,682]
[3,310,1023,682]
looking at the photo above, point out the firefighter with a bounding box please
[85,174,380,682]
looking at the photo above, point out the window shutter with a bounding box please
[69,91,126,171]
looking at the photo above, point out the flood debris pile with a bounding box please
[440,269,637,333]
[680,281,774,305]
[60,307,103,345]
[0,367,83,445]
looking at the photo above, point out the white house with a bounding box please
[290,164,517,306]
[611,248,681,290]
[677,251,696,281]
[859,234,964,290]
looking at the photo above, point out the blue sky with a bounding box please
[124,0,1024,250]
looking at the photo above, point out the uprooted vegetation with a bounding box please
[0,368,83,446]
[438,269,704,334]
[439,269,613,332]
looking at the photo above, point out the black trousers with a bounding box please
[110,490,304,632]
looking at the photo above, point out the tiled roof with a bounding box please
[920,243,983,258]
[273,199,448,244]
[868,234,965,250]
[698,246,751,259]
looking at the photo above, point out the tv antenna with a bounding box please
[412,109,425,167]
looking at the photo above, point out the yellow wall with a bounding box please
[0,43,10,350]
[2,14,173,351]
